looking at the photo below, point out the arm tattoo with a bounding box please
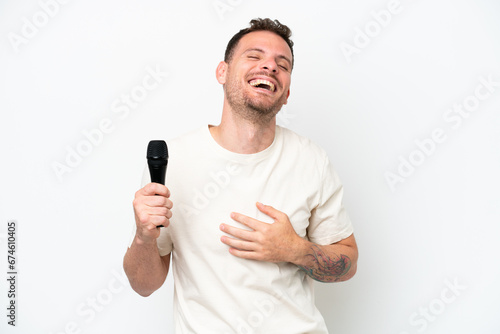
[298,245,351,282]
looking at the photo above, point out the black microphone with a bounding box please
[147,140,168,228]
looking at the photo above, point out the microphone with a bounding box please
[147,140,168,228]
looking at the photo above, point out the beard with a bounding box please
[224,71,287,125]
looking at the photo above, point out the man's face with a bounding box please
[219,30,292,121]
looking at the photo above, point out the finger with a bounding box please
[220,235,256,251]
[143,195,171,208]
[256,202,284,221]
[148,206,172,219]
[230,212,262,230]
[141,183,170,197]
[149,215,169,228]
[165,198,173,209]
[220,224,254,240]
[227,247,259,260]
[135,207,169,227]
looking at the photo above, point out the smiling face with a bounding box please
[217,30,292,124]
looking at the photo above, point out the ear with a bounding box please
[283,89,290,105]
[216,61,228,84]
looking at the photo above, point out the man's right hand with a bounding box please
[133,183,173,245]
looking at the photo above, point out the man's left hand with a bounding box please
[219,202,304,263]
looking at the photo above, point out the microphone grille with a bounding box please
[147,140,168,160]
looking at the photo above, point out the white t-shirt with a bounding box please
[140,125,353,334]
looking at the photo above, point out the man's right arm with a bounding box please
[123,183,173,297]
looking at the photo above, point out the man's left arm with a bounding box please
[220,202,358,283]
[294,234,357,282]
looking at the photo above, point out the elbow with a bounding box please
[342,243,358,281]
[125,275,157,297]
[135,288,154,298]
[333,256,357,283]
[342,251,358,282]
[330,264,357,283]
[343,262,357,281]
[123,257,155,297]
[128,279,157,297]
[341,255,358,282]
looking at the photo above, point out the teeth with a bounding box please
[249,79,275,92]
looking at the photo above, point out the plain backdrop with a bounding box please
[1,0,499,333]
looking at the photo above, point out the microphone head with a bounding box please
[147,140,168,160]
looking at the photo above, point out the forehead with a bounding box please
[234,30,292,59]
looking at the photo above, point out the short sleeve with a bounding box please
[128,164,173,256]
[307,157,353,245]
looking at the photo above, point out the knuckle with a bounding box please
[142,184,152,194]
[138,213,149,225]
[165,199,173,209]
[135,187,144,197]
[278,212,288,220]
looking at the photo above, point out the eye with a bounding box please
[248,55,260,60]
[279,64,289,71]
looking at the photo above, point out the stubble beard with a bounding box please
[224,72,286,126]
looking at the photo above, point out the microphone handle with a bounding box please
[149,163,167,185]
[148,160,167,228]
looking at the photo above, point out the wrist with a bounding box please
[134,233,156,247]
[288,237,311,266]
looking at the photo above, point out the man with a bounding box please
[124,18,358,333]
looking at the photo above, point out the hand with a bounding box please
[133,183,173,245]
[219,202,303,263]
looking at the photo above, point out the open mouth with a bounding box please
[248,79,276,92]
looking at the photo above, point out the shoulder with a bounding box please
[278,126,329,162]
[166,126,211,156]
[168,126,206,146]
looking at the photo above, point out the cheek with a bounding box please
[279,73,291,87]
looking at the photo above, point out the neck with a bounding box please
[209,102,277,154]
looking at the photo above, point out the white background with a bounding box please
[1,0,499,333]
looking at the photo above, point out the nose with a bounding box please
[260,58,278,73]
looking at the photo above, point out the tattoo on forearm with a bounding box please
[298,245,351,282]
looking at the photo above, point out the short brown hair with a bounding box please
[224,18,294,69]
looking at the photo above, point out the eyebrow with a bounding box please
[244,48,292,67]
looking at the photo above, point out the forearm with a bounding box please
[123,235,169,296]
[291,237,358,283]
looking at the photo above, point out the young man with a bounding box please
[124,18,358,333]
